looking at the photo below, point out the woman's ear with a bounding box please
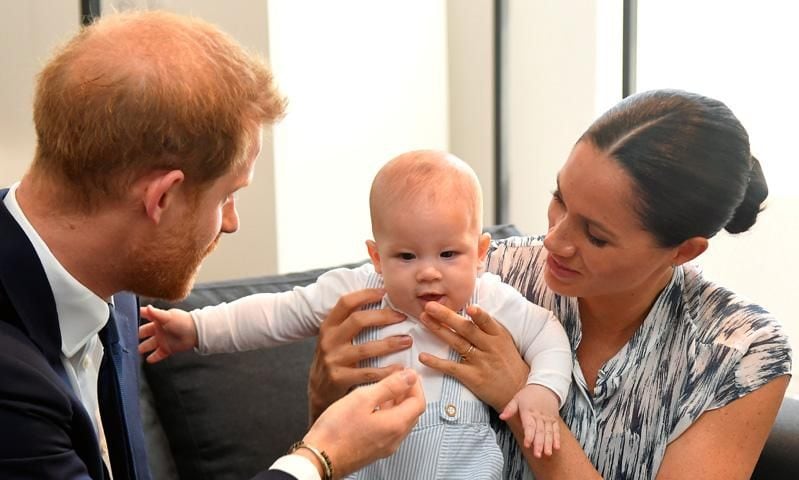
[672,236,709,266]
[478,232,492,262]
[366,240,383,274]
[140,170,186,224]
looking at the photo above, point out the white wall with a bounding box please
[267,0,450,273]
[0,1,79,185]
[102,0,281,282]
[505,0,604,235]
[447,0,495,226]
[636,0,799,393]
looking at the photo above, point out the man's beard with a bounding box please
[126,220,221,301]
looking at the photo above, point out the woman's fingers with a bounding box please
[333,365,407,390]
[324,288,385,329]
[419,302,529,411]
[336,336,413,365]
[331,308,407,345]
[421,302,505,351]
[310,289,410,420]
[466,304,504,336]
[418,352,465,379]
[419,313,477,357]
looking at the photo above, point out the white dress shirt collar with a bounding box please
[3,182,109,356]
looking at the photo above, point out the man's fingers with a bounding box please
[365,369,419,407]
[325,288,386,328]
[380,372,425,422]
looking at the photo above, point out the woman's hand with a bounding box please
[417,301,530,411]
[308,288,412,421]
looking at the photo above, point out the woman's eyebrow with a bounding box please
[556,176,618,241]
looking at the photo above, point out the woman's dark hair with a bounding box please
[581,89,768,247]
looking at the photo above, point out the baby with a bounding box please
[139,150,572,479]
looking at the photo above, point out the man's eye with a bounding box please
[440,251,456,258]
[399,253,415,260]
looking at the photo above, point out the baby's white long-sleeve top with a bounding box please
[193,263,572,406]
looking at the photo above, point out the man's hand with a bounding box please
[303,368,426,477]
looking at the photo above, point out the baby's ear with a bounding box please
[366,240,383,274]
[477,232,492,262]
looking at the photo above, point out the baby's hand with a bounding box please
[138,305,198,363]
[499,384,561,457]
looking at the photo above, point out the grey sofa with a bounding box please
[139,225,798,479]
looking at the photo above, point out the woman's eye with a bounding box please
[399,253,415,260]
[587,234,608,247]
[551,189,563,204]
[440,251,456,258]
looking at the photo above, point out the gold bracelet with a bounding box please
[288,440,334,480]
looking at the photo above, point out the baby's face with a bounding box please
[367,200,489,319]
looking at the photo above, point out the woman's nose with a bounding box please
[544,217,576,257]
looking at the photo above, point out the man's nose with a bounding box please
[220,198,239,234]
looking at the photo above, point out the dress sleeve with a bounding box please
[194,266,370,354]
[710,309,792,409]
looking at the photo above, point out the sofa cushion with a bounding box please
[141,224,524,480]
[752,394,799,479]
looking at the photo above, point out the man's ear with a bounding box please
[141,170,186,224]
[478,232,492,262]
[366,240,382,274]
[672,236,708,266]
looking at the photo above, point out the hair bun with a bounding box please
[724,155,768,234]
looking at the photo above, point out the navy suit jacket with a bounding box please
[0,189,301,480]
[0,189,151,479]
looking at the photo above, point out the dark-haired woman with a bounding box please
[308,90,792,479]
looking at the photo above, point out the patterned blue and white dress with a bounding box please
[485,236,793,479]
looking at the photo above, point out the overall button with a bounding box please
[445,404,457,417]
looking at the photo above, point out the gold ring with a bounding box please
[461,344,475,361]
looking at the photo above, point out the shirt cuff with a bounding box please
[270,454,322,480]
